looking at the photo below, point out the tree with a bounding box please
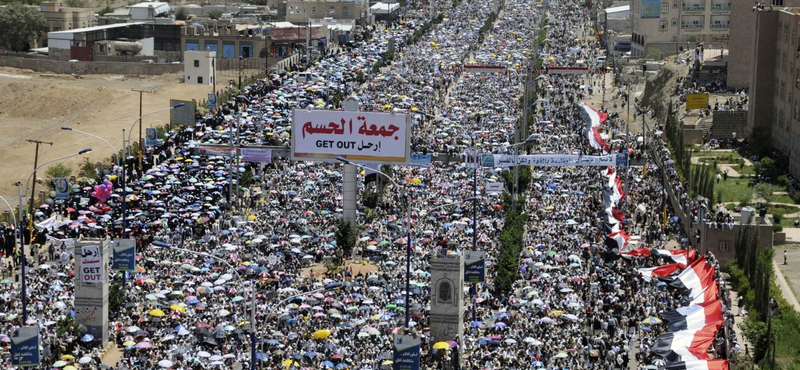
[174,6,188,20]
[65,0,86,7]
[0,3,47,52]
[45,163,72,186]
[207,9,223,20]
[97,6,114,16]
[335,219,356,261]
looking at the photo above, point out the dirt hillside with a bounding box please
[0,67,212,204]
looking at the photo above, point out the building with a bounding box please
[35,1,96,48]
[727,0,800,89]
[746,6,800,176]
[127,2,172,21]
[629,0,731,58]
[285,0,366,23]
[47,22,182,62]
[184,50,216,85]
[182,22,270,59]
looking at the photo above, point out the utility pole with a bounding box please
[131,88,154,171]
[26,139,54,230]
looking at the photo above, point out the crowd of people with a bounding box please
[0,0,744,368]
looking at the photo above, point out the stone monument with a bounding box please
[74,238,110,347]
[429,255,464,346]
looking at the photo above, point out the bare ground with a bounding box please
[0,67,212,203]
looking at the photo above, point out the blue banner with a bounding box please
[112,239,136,272]
[409,153,432,166]
[464,251,486,283]
[11,326,39,367]
[145,128,159,147]
[208,93,218,109]
[54,178,69,200]
[393,335,420,370]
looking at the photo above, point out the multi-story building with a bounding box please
[629,0,731,58]
[285,0,366,23]
[39,1,95,32]
[728,0,800,89]
[746,7,800,177]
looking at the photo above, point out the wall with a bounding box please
[0,55,182,75]
[702,223,774,267]
[710,110,747,140]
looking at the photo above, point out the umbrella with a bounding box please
[78,357,93,364]
[52,361,68,368]
[432,342,450,350]
[149,309,166,317]
[312,329,331,339]
[60,354,75,360]
[641,316,662,325]
[158,359,174,368]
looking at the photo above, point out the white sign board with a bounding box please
[80,245,103,284]
[292,110,411,164]
[486,182,504,194]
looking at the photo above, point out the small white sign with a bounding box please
[80,245,103,284]
[486,182,505,194]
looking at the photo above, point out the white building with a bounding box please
[184,51,216,85]
[128,2,171,20]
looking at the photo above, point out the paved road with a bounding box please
[773,245,800,312]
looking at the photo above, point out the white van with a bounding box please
[596,56,607,67]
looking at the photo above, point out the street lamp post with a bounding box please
[18,148,92,323]
[122,103,186,238]
[152,241,258,370]
[61,127,119,167]
[336,156,413,328]
[239,56,244,90]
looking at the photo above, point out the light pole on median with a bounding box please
[61,127,119,167]
[18,148,92,323]
[152,240,258,370]
[504,133,538,212]
[119,104,184,288]
[336,156,413,328]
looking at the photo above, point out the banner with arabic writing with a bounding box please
[292,109,411,164]
[80,245,103,284]
[480,153,627,167]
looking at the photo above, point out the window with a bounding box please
[719,242,728,252]
[311,6,316,15]
[672,17,677,26]
[660,18,668,31]
[198,76,203,84]
[794,99,800,121]
[194,60,199,67]
[773,0,784,5]
[673,0,678,8]
[329,6,335,15]
[343,6,349,15]
[661,0,669,14]
[781,80,786,101]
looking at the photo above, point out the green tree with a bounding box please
[335,219,356,261]
[174,6,188,20]
[65,0,86,7]
[207,9,223,20]
[56,315,82,337]
[108,282,126,319]
[0,3,47,52]
[97,6,114,16]
[45,163,72,186]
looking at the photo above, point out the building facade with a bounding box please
[728,0,800,89]
[746,8,800,177]
[285,0,365,23]
[630,0,731,58]
[40,1,95,32]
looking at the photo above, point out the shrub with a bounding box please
[45,163,72,185]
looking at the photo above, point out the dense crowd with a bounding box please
[0,0,740,368]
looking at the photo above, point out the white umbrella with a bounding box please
[158,359,174,368]
[209,355,223,361]
[198,351,212,358]
[78,357,93,364]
